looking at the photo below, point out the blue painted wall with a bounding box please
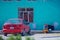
[0,0,60,30]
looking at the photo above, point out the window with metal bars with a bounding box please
[18,8,33,23]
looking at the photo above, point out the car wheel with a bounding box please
[27,29,31,35]
[14,34,17,36]
[21,30,26,36]
[4,33,7,36]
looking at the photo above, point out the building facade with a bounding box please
[0,0,60,30]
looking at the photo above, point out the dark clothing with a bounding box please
[47,25,54,30]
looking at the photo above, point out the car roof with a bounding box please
[4,18,24,25]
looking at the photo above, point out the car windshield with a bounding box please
[5,19,23,24]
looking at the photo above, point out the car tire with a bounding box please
[14,34,17,36]
[27,29,31,35]
[4,33,7,36]
[21,30,26,36]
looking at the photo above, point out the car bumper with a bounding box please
[3,29,21,34]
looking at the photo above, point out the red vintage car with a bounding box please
[2,18,30,36]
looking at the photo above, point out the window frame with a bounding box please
[18,8,33,22]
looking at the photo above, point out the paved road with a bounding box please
[0,33,60,40]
